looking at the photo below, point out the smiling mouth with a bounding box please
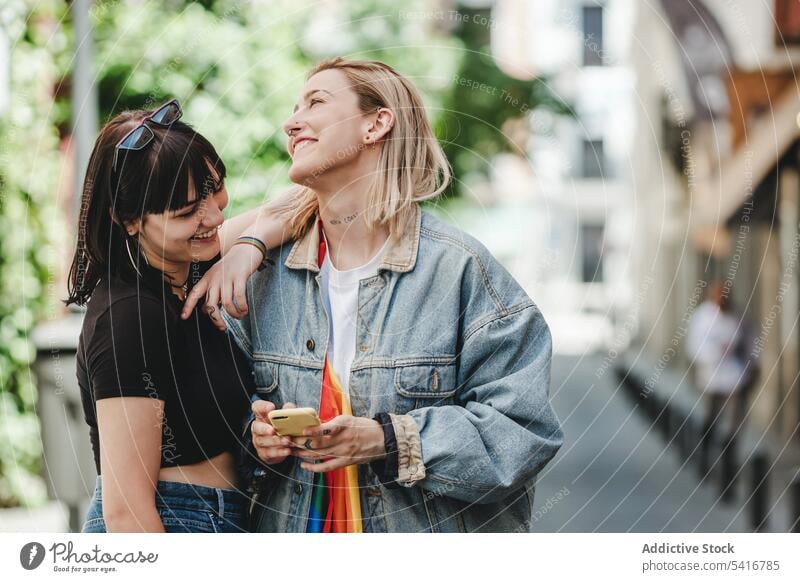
[190,228,218,242]
[293,139,318,155]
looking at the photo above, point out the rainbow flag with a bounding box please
[307,223,363,533]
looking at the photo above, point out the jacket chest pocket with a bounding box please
[393,364,457,414]
[252,361,283,407]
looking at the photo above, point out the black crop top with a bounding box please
[76,255,256,474]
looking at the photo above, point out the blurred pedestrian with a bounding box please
[686,281,759,477]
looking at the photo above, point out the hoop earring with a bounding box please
[125,237,143,277]
[141,241,151,266]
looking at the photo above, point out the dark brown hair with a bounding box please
[65,107,226,306]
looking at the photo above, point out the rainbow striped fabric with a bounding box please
[307,223,363,533]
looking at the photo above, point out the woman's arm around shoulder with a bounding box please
[183,191,296,324]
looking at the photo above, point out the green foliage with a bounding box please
[0,0,66,508]
[81,0,462,215]
[438,7,573,197]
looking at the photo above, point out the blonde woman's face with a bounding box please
[283,69,372,185]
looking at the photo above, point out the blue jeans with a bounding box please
[81,476,250,533]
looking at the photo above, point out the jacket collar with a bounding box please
[284,203,421,274]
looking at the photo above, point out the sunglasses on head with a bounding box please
[113,99,182,171]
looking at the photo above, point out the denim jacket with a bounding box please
[224,204,564,532]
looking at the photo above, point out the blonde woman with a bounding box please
[184,58,564,533]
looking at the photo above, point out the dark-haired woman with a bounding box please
[67,100,290,533]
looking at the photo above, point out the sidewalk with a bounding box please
[533,354,751,532]
[615,349,800,532]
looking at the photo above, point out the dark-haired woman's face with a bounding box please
[127,171,228,269]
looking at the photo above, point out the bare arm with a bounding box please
[97,397,166,533]
[182,192,296,323]
[218,195,293,256]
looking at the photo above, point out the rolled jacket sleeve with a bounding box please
[400,301,564,504]
[390,413,426,485]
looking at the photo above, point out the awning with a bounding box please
[690,86,800,233]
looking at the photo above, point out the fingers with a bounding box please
[252,399,276,423]
[251,419,278,438]
[293,444,372,464]
[181,276,208,319]
[251,400,295,425]
[203,303,227,331]
[253,442,292,464]
[205,283,226,331]
[291,448,326,461]
[221,277,239,320]
[251,419,293,464]
[232,276,249,317]
[289,434,333,452]
[300,457,351,473]
[292,445,339,461]
[304,418,344,438]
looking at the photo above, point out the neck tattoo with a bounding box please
[329,213,358,225]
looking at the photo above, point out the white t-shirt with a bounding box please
[320,235,390,397]
[685,301,747,394]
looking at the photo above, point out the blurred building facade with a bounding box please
[493,0,637,352]
[0,23,8,117]
[632,0,800,443]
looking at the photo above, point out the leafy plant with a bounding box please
[437,6,573,197]
[0,0,66,508]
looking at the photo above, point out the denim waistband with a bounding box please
[91,475,249,516]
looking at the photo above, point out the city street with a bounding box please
[532,354,751,532]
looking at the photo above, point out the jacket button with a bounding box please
[359,344,368,353]
[306,339,315,351]
[295,483,303,495]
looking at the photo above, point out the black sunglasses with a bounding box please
[113,99,182,171]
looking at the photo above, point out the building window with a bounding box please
[582,138,605,178]
[582,5,604,66]
[581,224,605,283]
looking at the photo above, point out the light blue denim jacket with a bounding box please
[224,204,564,532]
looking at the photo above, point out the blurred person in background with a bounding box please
[686,280,760,477]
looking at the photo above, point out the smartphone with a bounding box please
[268,407,321,437]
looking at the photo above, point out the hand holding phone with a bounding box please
[251,400,296,465]
[268,407,321,437]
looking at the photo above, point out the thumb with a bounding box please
[252,399,276,422]
[283,402,297,409]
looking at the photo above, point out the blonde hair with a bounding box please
[275,57,451,238]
